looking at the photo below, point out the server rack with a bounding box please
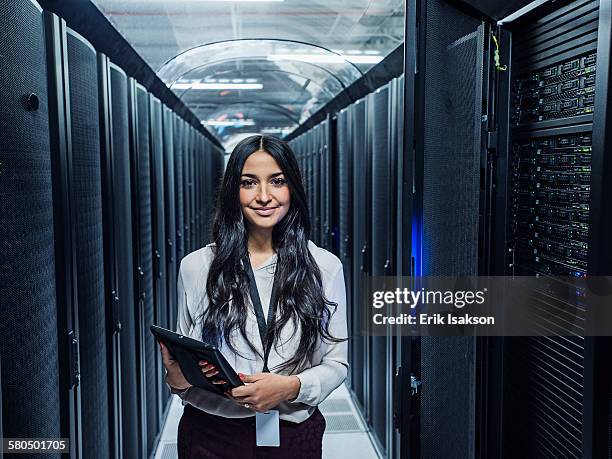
[0,0,67,455]
[65,28,111,458]
[163,107,177,339]
[189,128,196,253]
[322,120,332,251]
[335,107,353,390]
[411,2,486,458]
[194,135,201,249]
[492,1,612,457]
[174,116,185,282]
[107,60,141,459]
[98,53,122,459]
[350,98,369,418]
[369,84,393,455]
[389,75,406,458]
[149,95,166,435]
[403,0,612,457]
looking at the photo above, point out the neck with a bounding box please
[247,226,274,254]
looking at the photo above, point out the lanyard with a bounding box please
[243,253,280,372]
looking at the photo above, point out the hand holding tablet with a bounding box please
[151,325,244,395]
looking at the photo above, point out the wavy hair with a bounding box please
[198,135,344,373]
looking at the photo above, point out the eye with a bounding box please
[240,179,256,188]
[271,177,287,187]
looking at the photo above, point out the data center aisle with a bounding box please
[154,384,380,459]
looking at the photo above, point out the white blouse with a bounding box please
[166,239,349,423]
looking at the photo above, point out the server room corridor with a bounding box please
[2,0,612,458]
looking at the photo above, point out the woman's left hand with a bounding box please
[226,373,301,412]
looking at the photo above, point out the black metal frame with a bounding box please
[44,11,82,459]
[583,0,612,456]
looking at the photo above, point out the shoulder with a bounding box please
[179,243,217,287]
[307,240,343,279]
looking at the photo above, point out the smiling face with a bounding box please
[239,150,291,231]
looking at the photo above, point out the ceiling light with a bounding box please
[268,54,345,64]
[204,119,256,127]
[204,0,284,2]
[345,55,384,64]
[172,82,263,90]
[267,54,383,65]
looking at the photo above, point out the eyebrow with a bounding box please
[241,172,284,179]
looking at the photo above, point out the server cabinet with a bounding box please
[106,61,140,459]
[0,0,65,454]
[188,128,196,254]
[303,135,311,241]
[335,108,354,389]
[193,135,201,250]
[350,99,370,415]
[65,28,111,459]
[203,141,210,243]
[181,121,190,257]
[201,137,207,245]
[390,74,407,459]
[163,107,177,343]
[369,84,394,456]
[128,81,155,458]
[321,121,332,250]
[174,116,185,271]
[313,123,322,246]
[149,96,166,431]
[190,129,197,252]
[410,1,486,457]
[203,138,209,244]
[98,54,123,459]
[493,1,610,457]
[310,133,316,243]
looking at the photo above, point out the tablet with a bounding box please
[150,325,244,394]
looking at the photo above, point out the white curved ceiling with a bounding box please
[94,0,404,149]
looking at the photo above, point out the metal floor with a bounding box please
[154,383,380,459]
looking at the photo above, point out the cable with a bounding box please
[492,34,508,72]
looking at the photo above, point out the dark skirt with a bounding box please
[177,403,326,459]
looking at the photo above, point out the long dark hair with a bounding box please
[198,135,344,373]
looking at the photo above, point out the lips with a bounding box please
[252,206,278,216]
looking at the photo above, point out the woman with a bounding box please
[159,134,349,458]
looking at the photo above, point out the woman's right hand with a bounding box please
[198,360,227,386]
[159,341,192,391]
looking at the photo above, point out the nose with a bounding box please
[256,183,272,204]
